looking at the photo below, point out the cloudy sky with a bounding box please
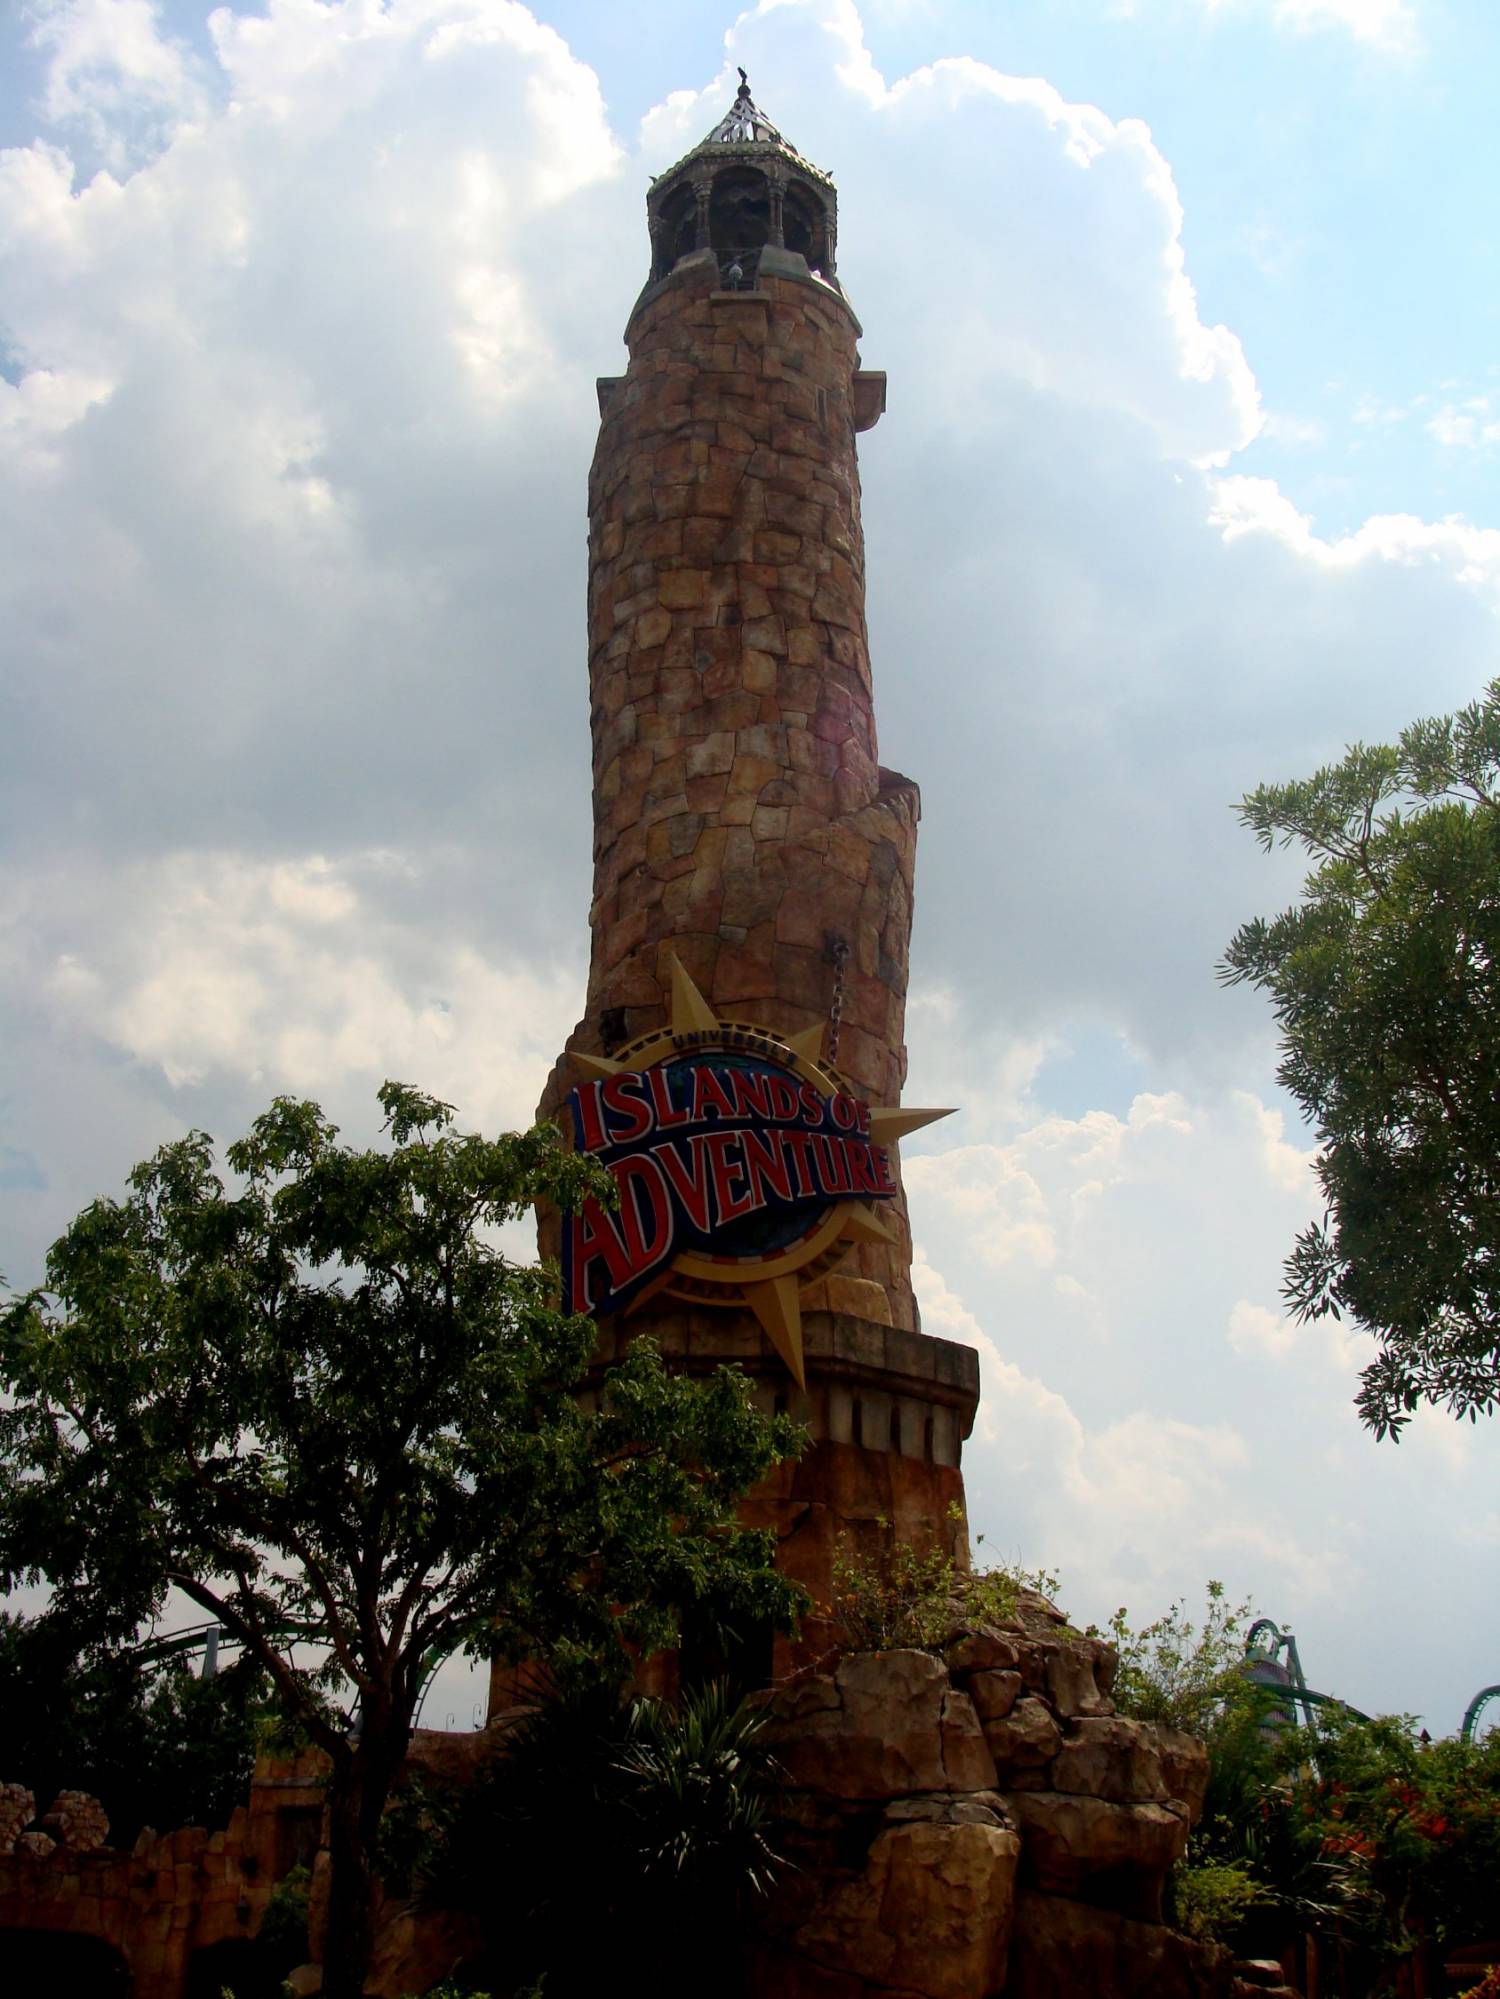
[3,0,1498,1735]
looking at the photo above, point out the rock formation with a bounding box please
[748,1591,1298,1999]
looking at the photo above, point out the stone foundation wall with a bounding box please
[0,1735,478,1999]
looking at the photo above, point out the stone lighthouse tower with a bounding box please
[540,75,980,1651]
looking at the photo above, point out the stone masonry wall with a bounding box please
[0,1755,326,1998]
[0,1735,486,1999]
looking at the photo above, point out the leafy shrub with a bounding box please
[1106,1581,1256,1736]
[1274,1710,1500,1963]
[257,1863,310,1968]
[829,1513,1062,1652]
[1173,1855,1263,1943]
[613,1680,782,1902]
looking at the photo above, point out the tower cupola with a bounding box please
[645,71,839,292]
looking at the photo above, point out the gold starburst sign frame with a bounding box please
[569,956,952,1387]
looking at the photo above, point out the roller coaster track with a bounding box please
[1461,1685,1500,1742]
[1244,1619,1368,1726]
[134,1619,456,1732]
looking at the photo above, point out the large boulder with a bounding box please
[947,1625,1115,1720]
[753,1618,1228,1999]
[765,1649,997,1800]
[1042,1640,1114,1720]
[983,1697,1062,1778]
[967,1668,1023,1722]
[1009,1889,1238,1999]
[1051,1717,1170,1804]
[0,1784,36,1853]
[1156,1725,1213,1822]
[1003,1790,1191,1920]
[787,1808,1022,1999]
[40,1790,110,1852]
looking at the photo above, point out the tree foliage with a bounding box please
[0,1083,804,1999]
[1222,680,1500,1436]
[1108,1580,1258,1737]
[1108,1583,1280,1946]
[0,1609,272,1846]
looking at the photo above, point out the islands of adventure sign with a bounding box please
[561,958,950,1385]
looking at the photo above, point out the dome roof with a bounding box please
[653,71,834,189]
[643,73,840,291]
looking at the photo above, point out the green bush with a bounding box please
[1106,1581,1257,1736]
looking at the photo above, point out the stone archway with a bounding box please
[3,1927,132,1993]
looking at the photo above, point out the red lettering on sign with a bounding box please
[873,1146,897,1193]
[799,1081,824,1127]
[742,1126,794,1207]
[657,1135,714,1233]
[691,1065,737,1122]
[573,1079,609,1153]
[764,1073,801,1122]
[645,1067,689,1130]
[783,1129,819,1199]
[830,1092,859,1131]
[728,1069,773,1121]
[814,1134,852,1196]
[601,1070,653,1144]
[569,1195,636,1312]
[613,1153,674,1272]
[847,1139,880,1195]
[704,1129,756,1224]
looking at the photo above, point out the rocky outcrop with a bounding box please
[752,1595,1275,1999]
[40,1787,112,1851]
[787,1812,1022,1999]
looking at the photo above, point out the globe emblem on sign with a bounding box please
[562,958,951,1384]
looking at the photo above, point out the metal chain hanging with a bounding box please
[827,936,850,1064]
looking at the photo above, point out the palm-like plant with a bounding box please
[415,1677,783,1997]
[613,1682,782,1905]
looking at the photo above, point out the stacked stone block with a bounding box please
[0,1755,326,1999]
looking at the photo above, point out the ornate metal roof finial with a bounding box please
[707,70,782,146]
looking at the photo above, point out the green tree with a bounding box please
[0,1084,803,1999]
[1222,679,1500,1437]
